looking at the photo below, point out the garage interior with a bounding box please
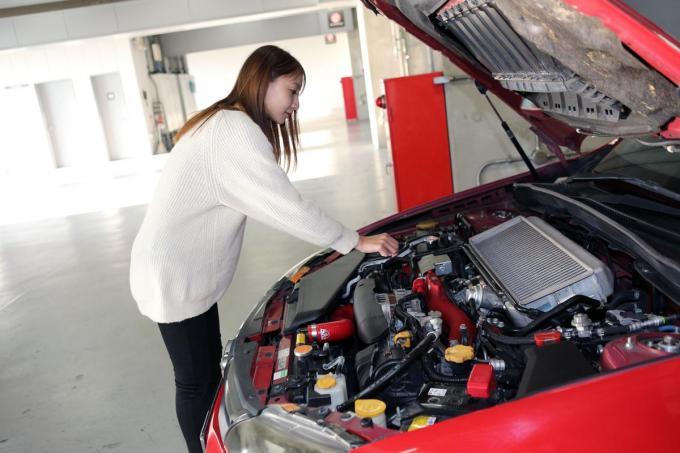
[0,0,676,452]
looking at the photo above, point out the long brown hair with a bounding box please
[175,45,305,170]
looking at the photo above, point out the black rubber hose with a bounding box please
[336,331,438,412]
[516,295,601,336]
[398,293,426,312]
[394,304,421,334]
[485,328,536,345]
[609,289,648,309]
[420,355,468,384]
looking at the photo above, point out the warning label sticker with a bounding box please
[427,387,447,397]
[276,347,290,370]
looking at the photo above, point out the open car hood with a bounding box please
[362,0,680,149]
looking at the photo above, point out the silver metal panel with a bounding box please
[436,0,626,124]
[469,216,614,310]
[438,0,571,93]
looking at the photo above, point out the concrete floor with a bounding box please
[0,117,396,452]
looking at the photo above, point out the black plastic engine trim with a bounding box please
[516,342,596,398]
[283,250,365,333]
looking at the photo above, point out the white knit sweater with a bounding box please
[130,110,359,323]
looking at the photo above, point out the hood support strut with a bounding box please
[476,81,539,180]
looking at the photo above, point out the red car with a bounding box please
[202,1,680,451]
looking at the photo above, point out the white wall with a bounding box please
[185,33,354,123]
[0,35,151,176]
[356,7,406,150]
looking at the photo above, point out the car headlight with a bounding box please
[225,405,352,452]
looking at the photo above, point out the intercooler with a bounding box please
[434,0,622,122]
[468,216,613,313]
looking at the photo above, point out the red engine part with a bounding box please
[413,273,476,343]
[534,331,562,347]
[330,304,355,322]
[308,318,355,343]
[467,363,496,399]
[601,332,680,370]
[412,277,427,294]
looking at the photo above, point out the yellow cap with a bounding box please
[393,331,412,348]
[416,220,439,230]
[408,415,437,431]
[316,374,337,390]
[445,345,475,363]
[295,332,306,346]
[294,344,313,358]
[355,399,386,418]
[280,403,300,412]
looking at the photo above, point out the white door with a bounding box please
[35,79,86,168]
[92,72,135,160]
[0,84,54,178]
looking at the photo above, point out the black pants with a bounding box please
[158,303,222,453]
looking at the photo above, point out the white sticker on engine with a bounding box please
[276,348,290,370]
[273,370,288,381]
[428,388,447,397]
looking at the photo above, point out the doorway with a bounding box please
[35,79,85,168]
[0,84,54,177]
[91,72,134,160]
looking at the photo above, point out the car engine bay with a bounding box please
[244,194,679,440]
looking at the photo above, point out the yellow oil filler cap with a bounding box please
[445,345,475,363]
[316,374,337,390]
[355,399,386,418]
[293,344,313,358]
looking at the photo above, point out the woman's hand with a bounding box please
[355,233,399,257]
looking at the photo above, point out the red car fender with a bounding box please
[355,356,680,452]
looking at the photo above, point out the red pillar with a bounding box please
[341,77,358,121]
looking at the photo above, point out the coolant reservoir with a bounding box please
[355,399,387,427]
[314,373,347,408]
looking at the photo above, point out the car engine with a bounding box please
[260,210,679,434]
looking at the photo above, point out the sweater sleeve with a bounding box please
[208,111,359,255]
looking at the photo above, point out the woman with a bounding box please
[129,45,398,453]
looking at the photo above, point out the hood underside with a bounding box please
[366,0,680,144]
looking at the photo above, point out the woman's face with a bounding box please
[264,73,302,125]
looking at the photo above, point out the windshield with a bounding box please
[592,139,680,193]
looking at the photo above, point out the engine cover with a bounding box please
[469,216,613,316]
